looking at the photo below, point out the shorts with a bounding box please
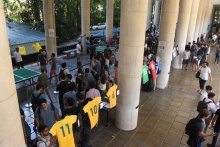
[50,70,56,75]
[182,59,189,64]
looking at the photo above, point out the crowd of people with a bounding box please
[19,36,120,146]
[182,32,220,147]
[16,27,220,146]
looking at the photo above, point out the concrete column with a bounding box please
[202,2,213,37]
[154,0,161,28]
[186,0,200,44]
[115,0,148,130]
[0,0,26,146]
[106,0,114,42]
[156,0,179,89]
[81,0,90,53]
[193,0,204,41]
[146,0,152,30]
[43,0,57,57]
[198,0,208,37]
[171,0,193,69]
[153,0,161,29]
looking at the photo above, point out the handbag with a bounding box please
[195,71,200,78]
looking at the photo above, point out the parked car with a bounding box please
[92,23,106,30]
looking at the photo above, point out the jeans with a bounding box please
[199,77,206,90]
[214,55,220,64]
[211,126,220,147]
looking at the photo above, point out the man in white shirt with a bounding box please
[182,48,191,70]
[76,41,82,62]
[14,47,24,69]
[201,85,212,99]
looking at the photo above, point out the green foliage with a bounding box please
[3,0,122,43]
[114,0,120,27]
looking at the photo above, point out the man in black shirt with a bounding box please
[62,98,77,118]
[76,92,92,147]
[38,50,47,72]
[90,44,96,60]
[56,73,69,111]
[207,109,220,147]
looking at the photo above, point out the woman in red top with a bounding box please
[149,58,157,91]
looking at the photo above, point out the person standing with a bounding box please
[77,41,82,62]
[207,108,220,147]
[35,99,60,130]
[86,37,90,54]
[62,83,77,109]
[148,57,157,91]
[38,67,52,103]
[38,50,47,73]
[44,53,56,83]
[214,47,220,65]
[14,47,24,69]
[37,125,53,147]
[187,109,216,147]
[56,73,69,112]
[30,84,47,113]
[198,62,212,94]
[182,48,191,70]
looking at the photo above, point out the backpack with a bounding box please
[185,117,202,136]
[59,68,66,76]
[197,98,212,112]
[31,93,42,112]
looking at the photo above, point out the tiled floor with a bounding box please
[18,46,220,146]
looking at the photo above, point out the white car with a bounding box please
[92,23,106,30]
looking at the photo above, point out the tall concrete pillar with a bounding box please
[0,1,26,146]
[153,0,161,29]
[43,0,57,57]
[193,0,204,41]
[81,0,90,53]
[186,0,200,43]
[198,0,208,37]
[115,0,148,130]
[146,0,152,30]
[202,2,213,37]
[172,0,193,69]
[156,0,179,89]
[106,0,114,42]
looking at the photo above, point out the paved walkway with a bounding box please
[19,46,220,146]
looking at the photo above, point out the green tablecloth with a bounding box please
[96,46,116,52]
